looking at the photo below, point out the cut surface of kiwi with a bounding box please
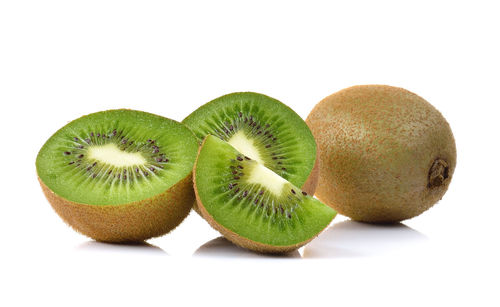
[194,135,336,253]
[183,92,319,195]
[36,109,199,242]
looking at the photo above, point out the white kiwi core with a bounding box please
[228,131,264,164]
[88,143,146,167]
[246,163,288,196]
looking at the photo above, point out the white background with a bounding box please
[1,1,499,306]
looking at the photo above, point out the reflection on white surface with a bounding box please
[303,220,428,258]
[76,241,167,255]
[193,236,301,259]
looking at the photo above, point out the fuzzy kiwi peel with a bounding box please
[306,85,456,223]
[194,135,336,254]
[36,109,199,242]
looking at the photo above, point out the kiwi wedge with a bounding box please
[36,109,199,242]
[183,92,319,197]
[194,135,336,253]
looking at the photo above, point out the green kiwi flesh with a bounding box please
[183,92,318,193]
[36,109,199,242]
[194,135,336,253]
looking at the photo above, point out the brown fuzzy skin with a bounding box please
[39,173,194,242]
[193,138,326,254]
[306,85,456,223]
[301,148,320,196]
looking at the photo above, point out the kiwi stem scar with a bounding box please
[88,143,147,167]
[428,158,449,188]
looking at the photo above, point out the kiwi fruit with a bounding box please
[193,135,336,253]
[36,109,199,242]
[306,85,456,223]
[183,92,320,201]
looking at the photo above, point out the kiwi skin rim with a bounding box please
[193,137,327,254]
[38,173,194,243]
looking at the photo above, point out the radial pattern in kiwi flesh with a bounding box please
[36,109,199,242]
[194,135,336,253]
[183,92,317,191]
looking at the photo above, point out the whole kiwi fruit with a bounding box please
[306,85,456,223]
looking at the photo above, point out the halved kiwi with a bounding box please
[36,109,199,242]
[194,135,336,253]
[183,92,319,197]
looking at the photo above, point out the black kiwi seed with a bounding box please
[78,154,84,158]
[64,151,71,155]
[237,156,243,161]
[302,191,307,196]
[243,191,248,197]
[291,189,296,194]
[234,176,240,180]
